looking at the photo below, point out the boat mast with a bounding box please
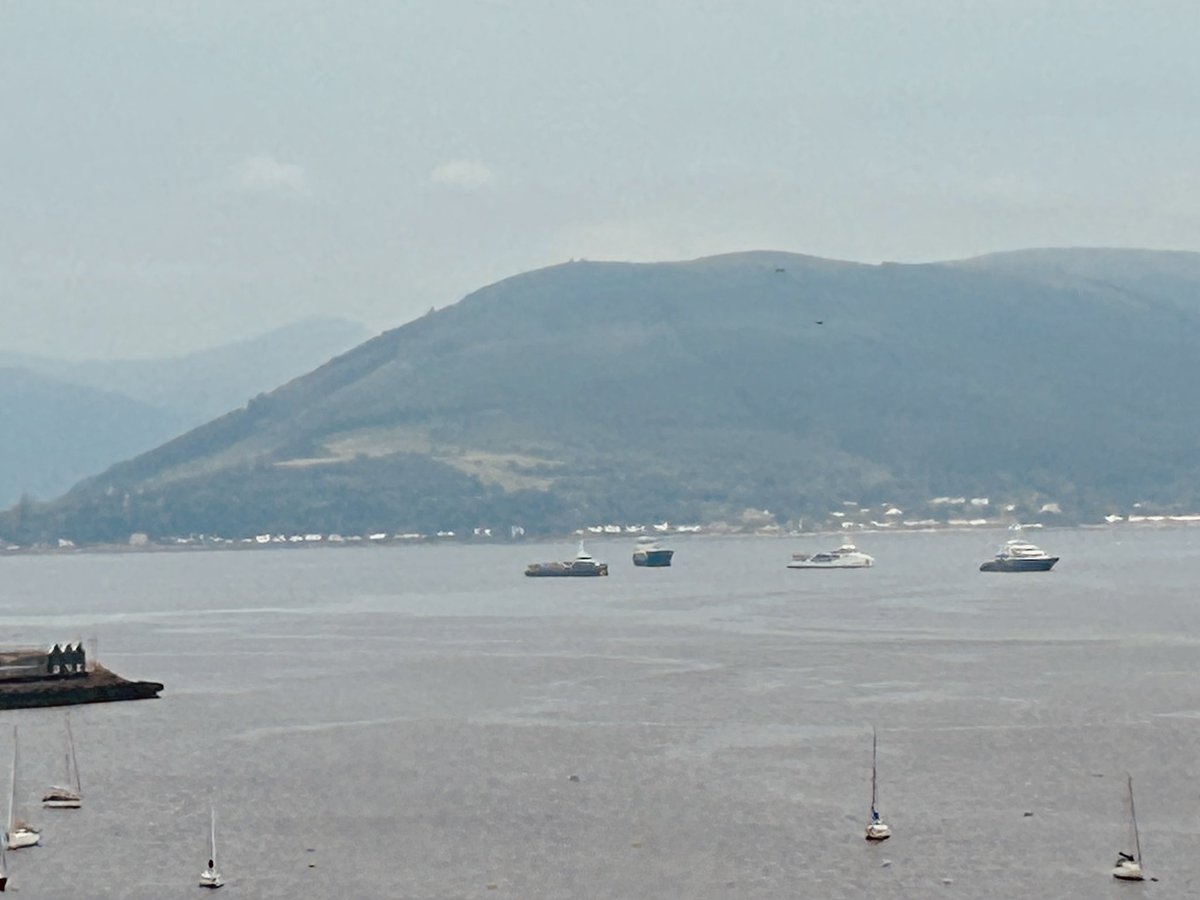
[66,715,81,795]
[870,728,878,813]
[7,728,17,836]
[0,731,9,886]
[1127,774,1142,865]
[210,805,218,870]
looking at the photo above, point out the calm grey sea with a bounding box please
[1,527,1199,899]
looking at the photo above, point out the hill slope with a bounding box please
[5,249,1200,542]
[0,317,370,508]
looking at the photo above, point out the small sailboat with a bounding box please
[199,805,223,889]
[42,713,82,809]
[5,728,39,850]
[0,779,8,892]
[1112,774,1145,881]
[864,728,891,841]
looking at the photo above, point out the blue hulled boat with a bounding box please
[632,537,674,567]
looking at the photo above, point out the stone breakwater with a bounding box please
[0,664,162,710]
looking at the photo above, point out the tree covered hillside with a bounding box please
[4,249,1200,543]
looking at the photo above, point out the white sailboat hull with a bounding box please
[1112,860,1144,881]
[43,786,81,809]
[864,822,891,841]
[42,798,81,809]
[6,829,39,850]
[199,871,224,888]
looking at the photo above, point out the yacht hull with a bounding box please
[980,557,1058,572]
[525,564,608,577]
[633,549,674,567]
[788,559,873,569]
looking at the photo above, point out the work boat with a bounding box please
[788,542,874,569]
[979,538,1058,572]
[525,542,609,577]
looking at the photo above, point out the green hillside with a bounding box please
[5,249,1200,542]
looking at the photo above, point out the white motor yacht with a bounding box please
[789,542,874,569]
[980,538,1058,572]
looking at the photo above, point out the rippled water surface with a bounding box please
[2,527,1199,898]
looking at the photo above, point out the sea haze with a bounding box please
[0,528,1197,898]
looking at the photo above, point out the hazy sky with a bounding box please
[5,0,1200,358]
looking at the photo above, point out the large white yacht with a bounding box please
[979,538,1058,572]
[788,541,874,569]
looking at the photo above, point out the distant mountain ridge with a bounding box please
[0,367,178,507]
[1,316,371,424]
[0,317,371,507]
[4,248,1200,543]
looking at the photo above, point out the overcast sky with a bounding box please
[4,0,1200,358]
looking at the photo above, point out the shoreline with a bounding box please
[3,518,1200,558]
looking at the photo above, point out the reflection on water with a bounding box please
[1,527,1199,897]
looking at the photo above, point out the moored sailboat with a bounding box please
[1112,774,1145,881]
[0,775,8,891]
[42,713,82,809]
[864,728,891,841]
[199,805,224,888]
[5,728,39,850]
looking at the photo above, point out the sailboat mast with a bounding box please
[66,715,81,794]
[7,728,17,835]
[870,728,878,810]
[62,723,71,792]
[1127,774,1142,864]
[0,729,10,884]
[210,805,218,868]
